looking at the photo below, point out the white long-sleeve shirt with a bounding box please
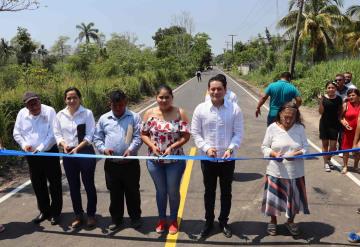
[261,122,309,179]
[13,104,57,152]
[191,99,244,158]
[53,105,95,147]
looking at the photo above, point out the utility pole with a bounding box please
[228,34,237,54]
[225,41,231,51]
[289,0,304,78]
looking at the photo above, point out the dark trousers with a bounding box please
[104,159,141,223]
[26,145,62,217]
[201,160,235,224]
[63,146,97,216]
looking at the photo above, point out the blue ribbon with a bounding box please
[0,147,359,162]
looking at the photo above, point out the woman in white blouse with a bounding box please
[261,102,309,237]
[53,87,97,229]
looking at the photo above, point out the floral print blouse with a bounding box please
[142,116,190,160]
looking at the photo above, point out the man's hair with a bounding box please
[280,72,292,81]
[344,71,352,76]
[335,73,344,78]
[208,74,227,88]
[109,89,127,103]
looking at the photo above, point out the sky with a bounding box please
[1,0,359,55]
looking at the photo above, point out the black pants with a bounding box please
[104,159,141,223]
[63,146,97,216]
[26,145,62,217]
[201,160,235,224]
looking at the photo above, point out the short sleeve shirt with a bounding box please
[265,80,300,118]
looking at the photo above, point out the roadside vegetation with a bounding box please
[0,10,212,177]
[218,0,360,105]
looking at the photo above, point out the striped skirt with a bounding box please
[261,175,310,218]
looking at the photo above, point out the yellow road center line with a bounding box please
[165,147,197,247]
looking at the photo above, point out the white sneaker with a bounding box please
[324,163,331,172]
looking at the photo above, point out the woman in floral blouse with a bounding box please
[141,85,190,235]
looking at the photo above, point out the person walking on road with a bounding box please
[261,102,310,236]
[196,70,202,82]
[191,74,244,239]
[340,89,360,174]
[255,72,302,126]
[53,87,97,229]
[318,81,343,172]
[94,90,143,231]
[141,85,190,235]
[13,92,63,225]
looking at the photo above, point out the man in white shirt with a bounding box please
[204,74,238,104]
[13,92,62,225]
[191,74,244,239]
[344,71,357,89]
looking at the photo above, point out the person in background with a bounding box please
[94,90,143,231]
[256,72,302,126]
[196,70,202,82]
[340,89,360,174]
[191,74,244,239]
[335,74,349,101]
[318,81,343,172]
[13,92,62,225]
[204,74,238,104]
[344,72,356,89]
[261,102,309,236]
[141,85,190,235]
[53,87,97,229]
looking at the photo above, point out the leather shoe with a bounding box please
[109,222,122,231]
[200,222,213,238]
[50,216,60,225]
[219,222,232,238]
[87,216,96,229]
[131,218,142,229]
[32,213,50,224]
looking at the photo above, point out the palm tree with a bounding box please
[278,0,346,63]
[75,22,99,44]
[345,5,360,55]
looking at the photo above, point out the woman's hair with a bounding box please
[325,80,337,89]
[347,88,360,96]
[156,84,173,97]
[64,87,82,99]
[275,102,304,127]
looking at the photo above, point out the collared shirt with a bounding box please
[53,105,95,147]
[13,104,57,152]
[205,90,238,104]
[93,109,142,155]
[191,99,244,158]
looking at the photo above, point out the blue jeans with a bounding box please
[147,160,186,221]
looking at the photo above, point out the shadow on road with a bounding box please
[233,172,263,182]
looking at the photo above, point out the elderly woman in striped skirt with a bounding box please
[261,102,310,236]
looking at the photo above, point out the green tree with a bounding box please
[345,5,360,55]
[0,38,14,65]
[12,27,37,66]
[50,36,71,62]
[75,22,100,44]
[278,0,345,63]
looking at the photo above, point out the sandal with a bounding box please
[0,224,5,233]
[341,167,348,174]
[267,223,277,236]
[284,222,300,236]
[348,231,360,243]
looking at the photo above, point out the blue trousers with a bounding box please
[147,160,185,221]
[63,146,97,216]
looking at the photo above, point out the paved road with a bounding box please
[0,68,359,246]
